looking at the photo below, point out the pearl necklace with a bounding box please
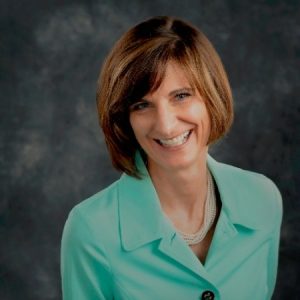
[177,170,217,245]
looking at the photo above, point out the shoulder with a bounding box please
[74,179,119,217]
[222,160,281,202]
[62,179,121,245]
[208,156,283,230]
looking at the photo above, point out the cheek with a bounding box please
[187,103,210,125]
[202,109,211,137]
[189,103,211,141]
[129,114,146,141]
[203,109,211,131]
[129,114,139,133]
[129,116,135,134]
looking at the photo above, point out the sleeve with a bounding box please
[267,182,283,299]
[61,207,114,300]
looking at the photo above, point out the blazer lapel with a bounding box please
[157,223,215,282]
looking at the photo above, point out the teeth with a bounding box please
[158,130,190,147]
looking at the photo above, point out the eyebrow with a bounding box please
[168,87,195,97]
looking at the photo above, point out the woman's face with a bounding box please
[129,61,211,174]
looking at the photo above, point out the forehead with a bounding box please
[162,62,190,83]
[145,61,195,97]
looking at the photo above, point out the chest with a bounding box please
[189,226,214,264]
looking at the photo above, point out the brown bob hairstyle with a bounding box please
[97,16,233,178]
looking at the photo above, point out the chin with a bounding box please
[156,156,198,172]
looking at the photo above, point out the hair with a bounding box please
[97,16,233,178]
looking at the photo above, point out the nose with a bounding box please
[154,102,178,138]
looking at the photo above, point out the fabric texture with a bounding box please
[61,153,283,300]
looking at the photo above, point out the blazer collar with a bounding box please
[118,152,262,251]
[118,152,175,251]
[206,155,264,230]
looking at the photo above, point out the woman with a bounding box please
[61,16,282,300]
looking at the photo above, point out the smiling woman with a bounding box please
[129,62,211,174]
[61,16,282,300]
[97,16,233,178]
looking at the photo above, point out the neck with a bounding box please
[148,150,208,222]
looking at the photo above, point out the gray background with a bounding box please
[1,0,299,299]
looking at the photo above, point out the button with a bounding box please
[201,290,215,300]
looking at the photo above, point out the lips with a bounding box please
[155,130,192,147]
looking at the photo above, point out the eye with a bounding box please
[175,92,191,101]
[130,101,150,111]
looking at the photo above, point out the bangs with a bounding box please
[123,49,169,108]
[122,40,198,108]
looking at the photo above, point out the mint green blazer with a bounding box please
[61,154,282,300]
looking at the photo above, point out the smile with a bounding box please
[155,130,192,147]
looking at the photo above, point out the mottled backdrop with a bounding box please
[1,0,299,299]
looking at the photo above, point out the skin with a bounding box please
[129,61,216,263]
